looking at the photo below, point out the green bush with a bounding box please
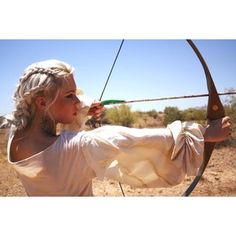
[163,107,182,126]
[102,105,136,127]
[181,108,206,122]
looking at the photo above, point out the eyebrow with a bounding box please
[65,89,76,94]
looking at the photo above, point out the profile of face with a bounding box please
[47,75,81,124]
[12,59,79,130]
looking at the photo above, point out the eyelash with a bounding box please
[66,94,74,99]
[65,94,80,103]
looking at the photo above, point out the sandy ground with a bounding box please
[1,129,236,196]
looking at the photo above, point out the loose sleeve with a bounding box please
[81,121,205,188]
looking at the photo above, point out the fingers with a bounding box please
[89,103,105,114]
[222,116,231,125]
[222,116,232,137]
[222,116,231,127]
[87,102,105,120]
[205,116,232,142]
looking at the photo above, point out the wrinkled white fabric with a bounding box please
[8,128,95,196]
[7,121,205,196]
[81,122,205,188]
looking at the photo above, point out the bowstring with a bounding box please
[99,39,125,196]
[99,39,125,101]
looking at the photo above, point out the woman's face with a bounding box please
[49,75,80,124]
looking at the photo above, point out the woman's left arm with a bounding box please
[80,122,205,188]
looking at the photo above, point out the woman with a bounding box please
[2,59,231,196]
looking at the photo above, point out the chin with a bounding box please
[59,116,82,132]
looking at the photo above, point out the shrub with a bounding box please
[163,107,182,126]
[102,105,136,127]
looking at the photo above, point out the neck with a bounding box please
[24,113,57,138]
[40,114,57,136]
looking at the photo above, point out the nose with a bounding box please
[75,96,81,112]
[74,95,80,104]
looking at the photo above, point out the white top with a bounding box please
[7,121,205,196]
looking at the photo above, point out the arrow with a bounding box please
[101,91,236,106]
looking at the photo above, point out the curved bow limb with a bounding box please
[98,40,225,196]
[182,40,225,196]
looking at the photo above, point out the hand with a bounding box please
[87,101,105,121]
[204,116,232,142]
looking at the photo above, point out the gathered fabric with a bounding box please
[7,120,205,196]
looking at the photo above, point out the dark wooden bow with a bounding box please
[98,40,225,196]
[182,40,225,196]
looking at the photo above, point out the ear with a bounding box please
[35,96,47,111]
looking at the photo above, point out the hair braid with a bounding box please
[7,59,74,130]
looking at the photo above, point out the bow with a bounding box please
[182,40,225,196]
[99,40,225,196]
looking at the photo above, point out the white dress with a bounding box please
[7,121,205,196]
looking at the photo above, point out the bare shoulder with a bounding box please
[10,130,58,162]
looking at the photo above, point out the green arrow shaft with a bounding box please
[101,91,236,106]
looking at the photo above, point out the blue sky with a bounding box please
[0,39,236,115]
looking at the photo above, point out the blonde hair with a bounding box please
[10,59,74,129]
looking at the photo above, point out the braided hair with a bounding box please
[2,59,74,130]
